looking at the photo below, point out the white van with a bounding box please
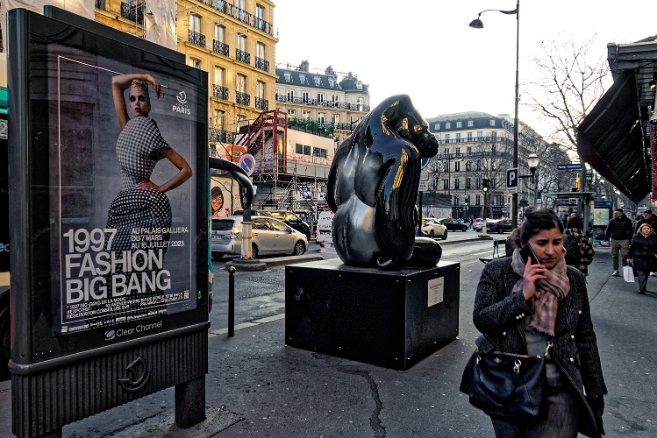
[316,211,336,254]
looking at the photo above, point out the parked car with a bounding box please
[437,217,469,232]
[486,219,514,233]
[255,210,312,240]
[421,218,448,240]
[211,215,308,259]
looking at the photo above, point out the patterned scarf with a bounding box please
[510,247,570,336]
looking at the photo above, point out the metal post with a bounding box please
[227,266,235,337]
[512,0,520,229]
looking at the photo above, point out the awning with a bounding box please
[577,71,651,203]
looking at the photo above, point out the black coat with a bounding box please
[628,232,657,273]
[463,257,607,437]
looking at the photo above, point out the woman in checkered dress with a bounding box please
[108,73,192,269]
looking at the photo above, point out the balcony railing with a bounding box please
[236,91,250,106]
[236,49,250,65]
[255,97,269,111]
[255,57,269,72]
[209,129,235,143]
[201,0,274,36]
[120,1,143,23]
[274,95,370,112]
[188,30,206,48]
[212,85,229,100]
[212,40,229,56]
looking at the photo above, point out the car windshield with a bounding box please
[212,219,235,231]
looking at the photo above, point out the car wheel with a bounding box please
[429,230,435,237]
[442,230,448,240]
[251,243,259,258]
[211,252,224,260]
[293,241,306,255]
[462,226,467,232]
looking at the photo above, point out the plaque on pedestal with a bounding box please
[285,258,460,370]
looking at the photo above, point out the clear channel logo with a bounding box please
[104,320,162,341]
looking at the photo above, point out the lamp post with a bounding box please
[470,0,520,228]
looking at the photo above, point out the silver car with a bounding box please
[211,215,308,259]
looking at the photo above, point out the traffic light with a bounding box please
[482,178,490,193]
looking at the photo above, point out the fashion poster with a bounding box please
[47,44,199,335]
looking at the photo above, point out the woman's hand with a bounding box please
[522,258,545,300]
[144,74,162,99]
[137,180,161,191]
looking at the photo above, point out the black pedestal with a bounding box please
[285,258,460,370]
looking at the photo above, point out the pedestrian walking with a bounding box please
[605,208,634,276]
[463,208,606,437]
[564,218,594,276]
[627,223,657,294]
[634,209,657,277]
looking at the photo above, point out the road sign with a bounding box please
[239,153,256,176]
[506,168,518,193]
[421,157,429,168]
[557,163,582,171]
[418,181,429,191]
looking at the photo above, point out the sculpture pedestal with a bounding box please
[285,258,460,370]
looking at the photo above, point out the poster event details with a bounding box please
[50,45,198,335]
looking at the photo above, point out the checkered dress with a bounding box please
[105,117,172,298]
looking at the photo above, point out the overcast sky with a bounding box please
[274,0,657,139]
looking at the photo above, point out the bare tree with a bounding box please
[526,37,609,151]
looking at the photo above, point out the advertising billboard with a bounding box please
[9,8,208,364]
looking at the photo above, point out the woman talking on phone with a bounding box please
[470,209,606,437]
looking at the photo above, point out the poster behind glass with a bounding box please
[47,45,198,336]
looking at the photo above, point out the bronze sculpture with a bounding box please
[327,95,441,270]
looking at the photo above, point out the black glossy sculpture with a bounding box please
[327,95,440,270]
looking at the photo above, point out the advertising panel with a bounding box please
[9,9,208,364]
[211,176,242,218]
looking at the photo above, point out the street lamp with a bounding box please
[470,0,520,228]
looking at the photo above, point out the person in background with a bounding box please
[634,209,657,233]
[467,208,606,437]
[566,212,581,230]
[605,208,634,277]
[564,218,595,276]
[627,223,657,294]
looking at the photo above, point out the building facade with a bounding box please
[275,61,370,144]
[427,111,550,220]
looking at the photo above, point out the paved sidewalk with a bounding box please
[2,246,657,437]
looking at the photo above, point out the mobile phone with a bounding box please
[520,244,540,264]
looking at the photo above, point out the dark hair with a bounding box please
[519,208,563,243]
[211,186,223,201]
[615,208,623,213]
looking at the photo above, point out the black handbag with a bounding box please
[465,340,552,421]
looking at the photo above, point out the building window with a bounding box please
[214,66,224,87]
[299,73,306,84]
[213,109,225,130]
[302,92,309,103]
[303,145,311,155]
[190,14,201,33]
[467,120,474,127]
[434,123,440,130]
[214,24,224,42]
[318,112,325,125]
[466,178,472,189]
[476,160,482,171]
[288,109,296,116]
[455,147,461,156]
[237,33,246,51]
[333,114,340,125]
[489,119,496,126]
[303,110,311,119]
[296,143,303,154]
[287,90,294,101]
[444,133,451,143]
[443,179,449,190]
[314,76,321,86]
[476,194,481,205]
[189,58,201,68]
[236,74,246,93]
[466,161,472,171]
[456,121,462,128]
[455,161,461,172]
[456,133,462,142]
[454,178,460,190]
[257,81,265,98]
[313,147,327,158]
[317,93,324,103]
[477,130,483,139]
[255,4,266,31]
[284,73,291,82]
[467,132,472,142]
[443,161,449,172]
[256,42,265,59]
[445,122,451,129]
[467,147,472,156]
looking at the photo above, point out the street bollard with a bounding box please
[227,266,236,336]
